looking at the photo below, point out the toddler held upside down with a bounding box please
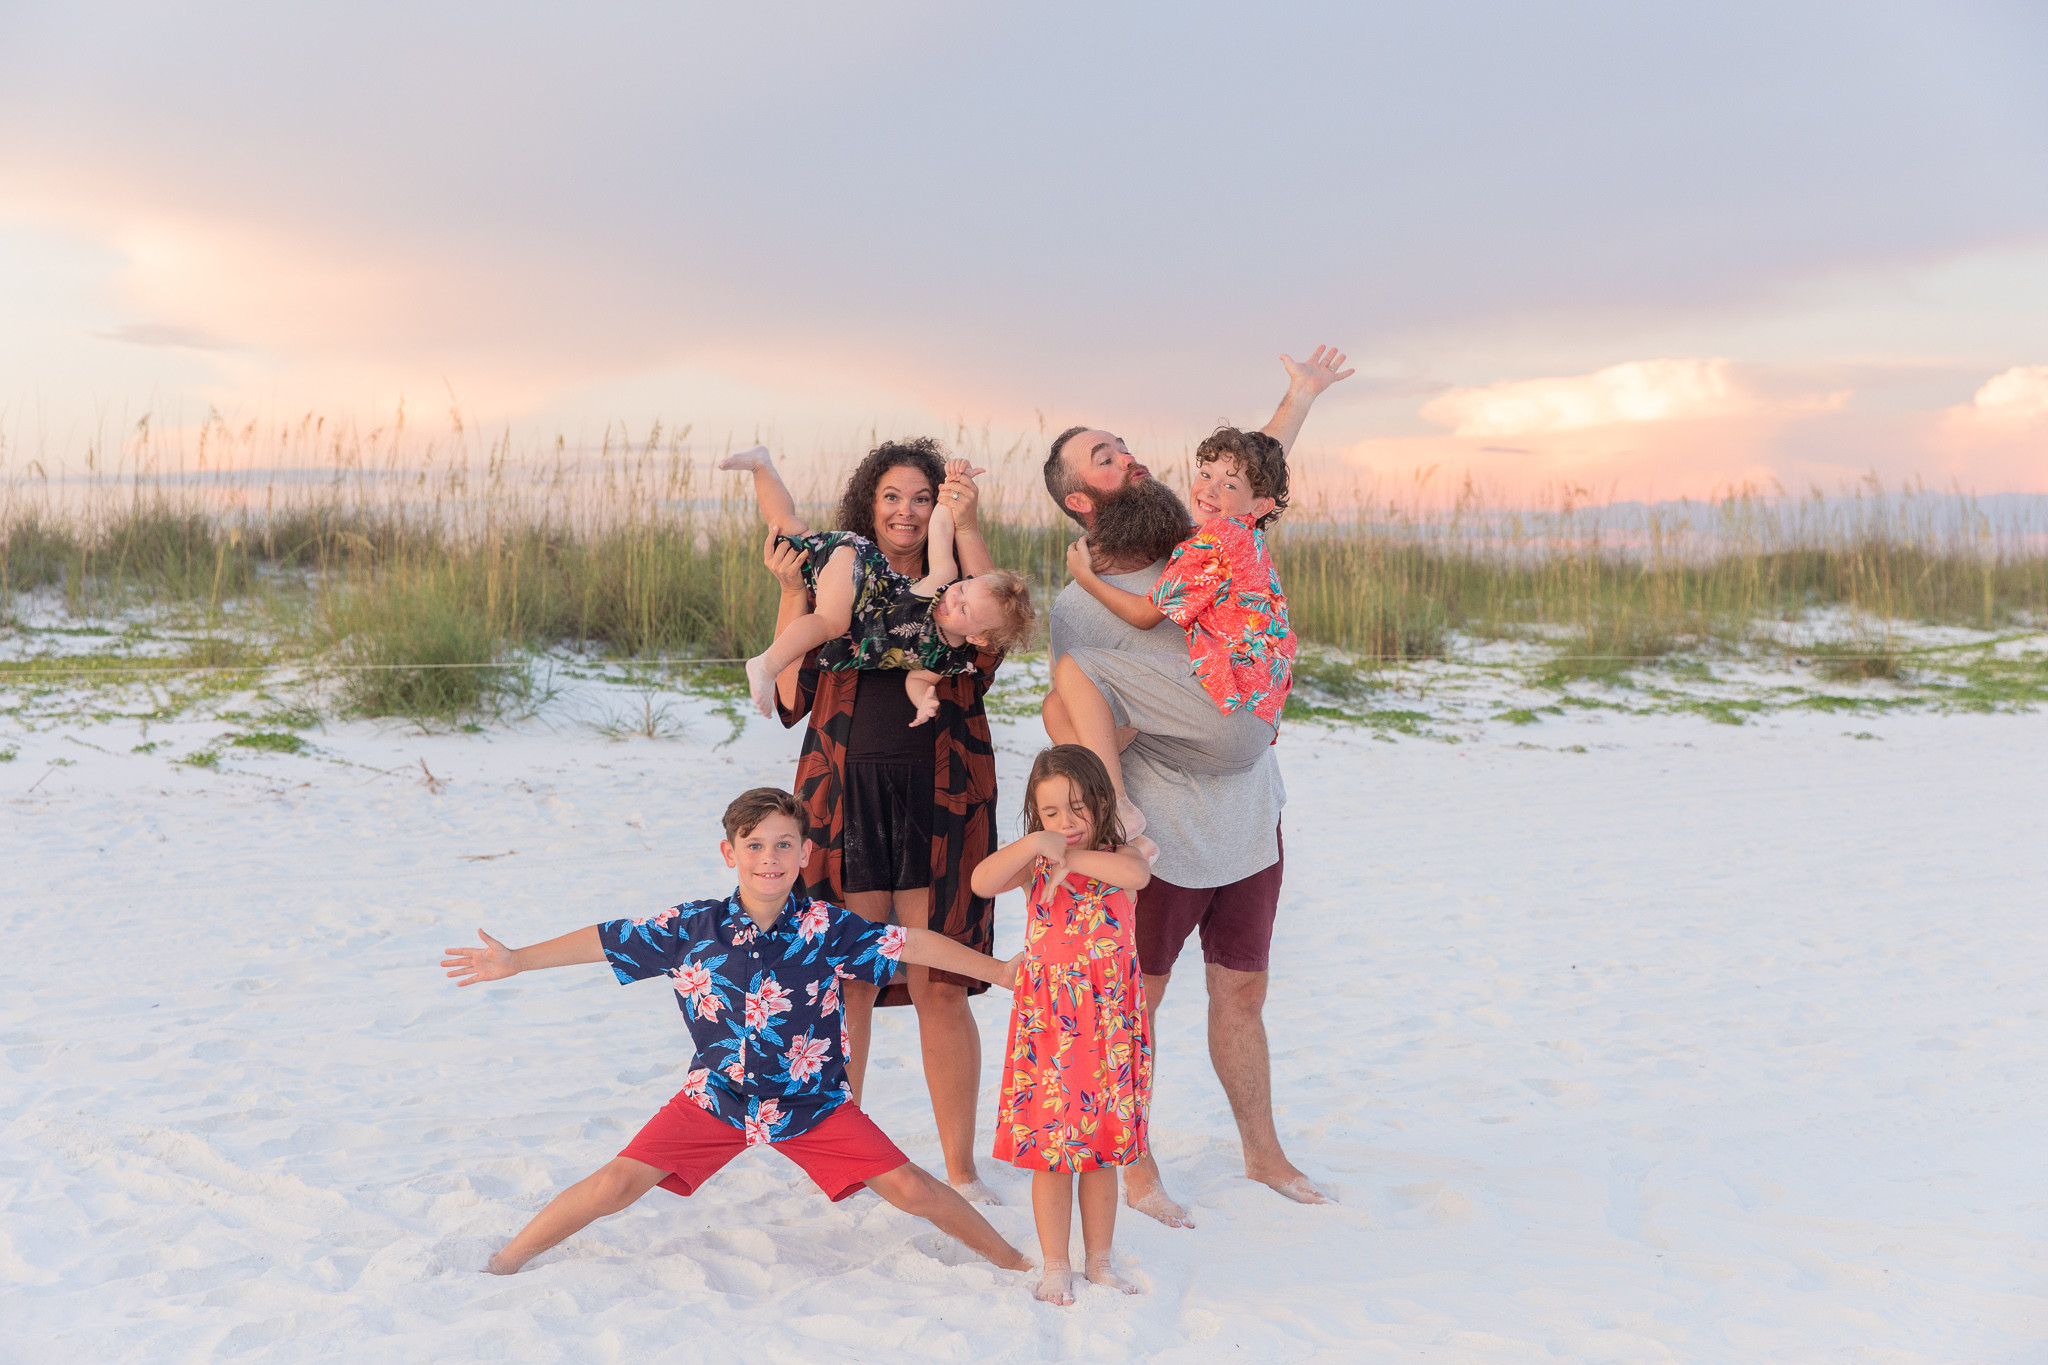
[719,445,1034,721]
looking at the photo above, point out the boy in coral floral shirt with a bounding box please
[1046,427,1296,835]
[439,787,1030,1276]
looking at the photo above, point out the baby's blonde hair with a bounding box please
[974,570,1036,652]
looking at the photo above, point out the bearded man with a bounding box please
[1041,347,1351,1226]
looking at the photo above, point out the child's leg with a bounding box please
[1041,688,1137,752]
[484,1156,667,1274]
[745,546,858,715]
[1029,1169,1078,1305]
[716,444,810,536]
[863,1162,1032,1271]
[1077,1166,1139,1294]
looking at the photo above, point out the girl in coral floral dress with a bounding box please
[970,745,1156,1306]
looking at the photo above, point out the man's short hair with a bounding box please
[1194,427,1290,531]
[722,787,804,843]
[1044,425,1092,527]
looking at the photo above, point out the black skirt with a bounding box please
[840,760,936,894]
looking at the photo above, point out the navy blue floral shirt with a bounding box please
[599,890,906,1144]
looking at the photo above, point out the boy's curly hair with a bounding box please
[722,787,805,844]
[1193,426,1289,531]
[835,437,949,556]
[972,570,1036,652]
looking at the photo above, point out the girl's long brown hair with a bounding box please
[1023,744,1125,852]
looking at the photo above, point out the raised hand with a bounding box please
[1280,346,1355,398]
[442,929,519,986]
[939,460,987,531]
[763,528,807,595]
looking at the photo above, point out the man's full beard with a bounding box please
[1087,476,1193,568]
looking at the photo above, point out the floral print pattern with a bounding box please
[1149,513,1296,725]
[600,890,906,1143]
[993,867,1152,1172]
[786,531,981,676]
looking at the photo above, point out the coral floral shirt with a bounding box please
[1149,513,1295,726]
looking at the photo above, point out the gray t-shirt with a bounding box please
[1049,562,1285,889]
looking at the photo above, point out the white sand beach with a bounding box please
[5,658,2045,1362]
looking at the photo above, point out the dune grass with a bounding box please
[4,410,2045,720]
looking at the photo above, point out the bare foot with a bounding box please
[1126,834,1160,866]
[949,1177,1001,1206]
[1115,795,1147,838]
[1034,1260,1075,1306]
[1085,1251,1140,1295]
[1248,1164,1333,1205]
[744,655,777,718]
[1124,1179,1194,1229]
[482,1249,525,1275]
[992,1248,1035,1273]
[717,444,773,472]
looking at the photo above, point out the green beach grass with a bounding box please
[5,412,2045,720]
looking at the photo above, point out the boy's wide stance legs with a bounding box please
[484,1156,1029,1275]
[486,1156,667,1274]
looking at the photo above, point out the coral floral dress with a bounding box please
[993,864,1152,1172]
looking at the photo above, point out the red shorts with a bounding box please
[619,1094,908,1202]
[1133,826,1283,975]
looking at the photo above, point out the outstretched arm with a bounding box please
[1259,346,1355,455]
[442,925,605,986]
[1068,538,1166,630]
[895,926,1022,992]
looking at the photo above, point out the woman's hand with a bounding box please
[763,528,807,596]
[939,459,986,533]
[1001,950,1026,993]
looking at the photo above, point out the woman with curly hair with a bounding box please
[759,437,1011,1204]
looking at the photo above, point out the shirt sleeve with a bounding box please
[598,906,690,984]
[1149,524,1231,628]
[824,906,908,986]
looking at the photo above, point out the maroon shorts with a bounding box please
[1133,826,1283,976]
[619,1094,908,1202]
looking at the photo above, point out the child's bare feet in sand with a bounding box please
[716,444,773,472]
[1085,1251,1140,1295]
[1124,1161,1195,1228]
[1034,1259,1075,1305]
[744,655,777,717]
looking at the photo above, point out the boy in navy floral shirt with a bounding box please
[441,787,1031,1276]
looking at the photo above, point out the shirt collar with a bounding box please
[722,887,803,942]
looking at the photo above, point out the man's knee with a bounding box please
[1206,964,1269,1016]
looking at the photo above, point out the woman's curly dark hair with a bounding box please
[834,437,949,564]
